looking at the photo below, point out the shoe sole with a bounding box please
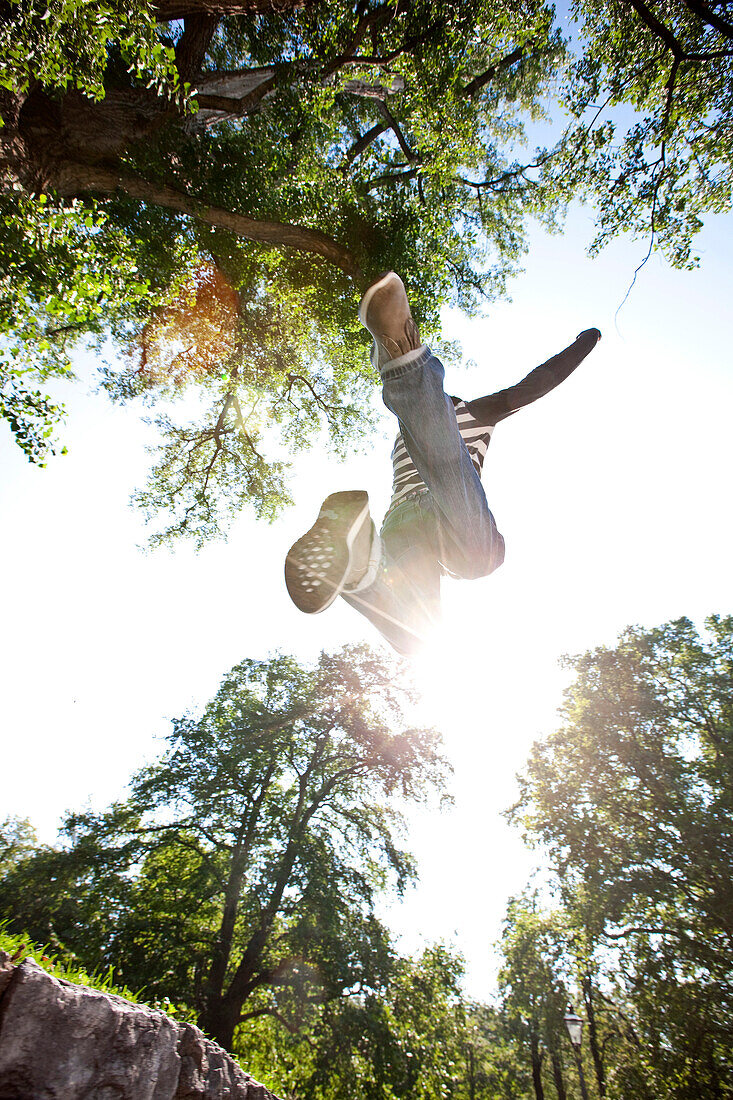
[284,491,370,614]
[358,271,405,329]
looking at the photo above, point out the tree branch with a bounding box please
[462,44,525,97]
[320,5,390,78]
[377,101,418,162]
[337,19,447,69]
[364,166,419,190]
[341,121,389,170]
[154,0,316,19]
[346,41,528,181]
[623,0,685,58]
[230,393,266,458]
[278,372,341,415]
[175,13,219,83]
[55,164,363,282]
[238,1006,316,1044]
[200,392,233,495]
[681,0,733,40]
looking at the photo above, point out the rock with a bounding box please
[0,959,280,1100]
[176,1023,272,1099]
[0,951,13,1000]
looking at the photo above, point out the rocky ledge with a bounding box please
[0,950,280,1100]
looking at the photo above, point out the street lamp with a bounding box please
[563,1007,590,1100]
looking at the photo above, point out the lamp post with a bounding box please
[563,1008,590,1100]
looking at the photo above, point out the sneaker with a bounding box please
[358,271,422,371]
[285,491,372,614]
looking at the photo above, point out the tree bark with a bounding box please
[582,974,606,1098]
[154,0,317,19]
[175,14,220,83]
[531,1031,546,1100]
[201,755,335,1048]
[550,1049,567,1100]
[202,754,282,1017]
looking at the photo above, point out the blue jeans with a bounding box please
[342,347,505,655]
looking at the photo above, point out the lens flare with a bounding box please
[138,262,240,388]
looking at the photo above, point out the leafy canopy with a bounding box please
[4,0,561,536]
[0,644,449,1052]
[511,614,733,1097]
[2,0,731,541]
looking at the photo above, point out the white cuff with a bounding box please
[344,529,383,593]
[381,343,429,372]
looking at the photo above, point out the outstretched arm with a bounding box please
[463,328,602,425]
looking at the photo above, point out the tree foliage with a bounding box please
[511,615,733,1098]
[0,815,38,876]
[1,0,563,534]
[3,1,731,536]
[557,0,733,269]
[0,643,449,1051]
[497,897,575,1100]
[8,616,733,1095]
[2,2,731,537]
[236,943,531,1099]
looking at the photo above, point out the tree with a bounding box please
[237,943,531,1100]
[0,0,563,532]
[4,4,731,538]
[287,943,475,1100]
[0,816,37,876]
[0,643,449,1051]
[496,896,576,1100]
[512,615,733,1098]
[554,0,733,271]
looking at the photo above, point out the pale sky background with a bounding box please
[1,206,731,1001]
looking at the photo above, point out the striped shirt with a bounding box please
[384,327,603,519]
[387,398,494,515]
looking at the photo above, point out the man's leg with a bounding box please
[341,493,442,656]
[362,273,505,580]
[284,488,441,655]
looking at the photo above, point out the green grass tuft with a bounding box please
[0,923,197,1024]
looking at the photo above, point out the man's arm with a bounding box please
[463,328,602,425]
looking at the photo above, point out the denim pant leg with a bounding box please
[381,347,505,579]
[341,494,442,656]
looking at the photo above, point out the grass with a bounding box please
[0,923,197,1023]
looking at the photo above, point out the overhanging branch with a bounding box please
[55,164,363,282]
[462,44,525,97]
[154,0,316,18]
[377,101,418,162]
[681,0,733,41]
[341,121,390,170]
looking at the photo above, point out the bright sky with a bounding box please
[1,207,731,1001]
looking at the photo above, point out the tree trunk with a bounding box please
[2,85,170,192]
[530,1031,545,1100]
[199,998,241,1051]
[154,0,317,18]
[582,974,606,1097]
[550,1049,567,1100]
[199,923,271,1047]
[202,855,246,1011]
[0,1,363,279]
[467,1043,476,1100]
[1,79,362,281]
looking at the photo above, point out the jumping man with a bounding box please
[284,272,601,656]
